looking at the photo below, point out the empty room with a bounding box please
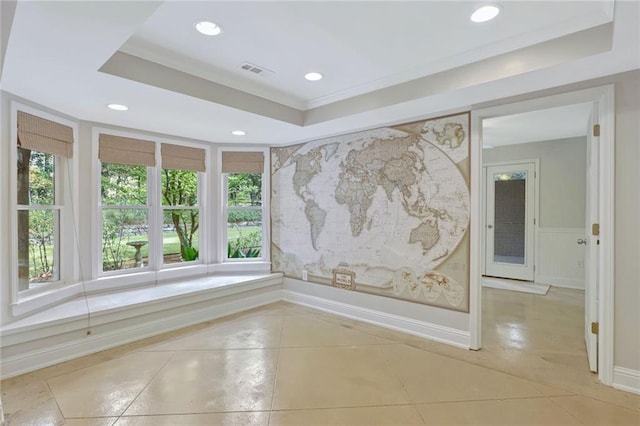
[1,1,639,425]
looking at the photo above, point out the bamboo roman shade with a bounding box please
[17,111,74,157]
[98,133,156,167]
[161,143,206,172]
[221,151,264,174]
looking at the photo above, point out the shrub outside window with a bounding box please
[221,150,265,261]
[226,173,263,259]
[17,148,60,290]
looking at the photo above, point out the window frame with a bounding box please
[160,167,204,269]
[92,128,209,285]
[9,102,79,304]
[98,164,153,276]
[218,147,270,266]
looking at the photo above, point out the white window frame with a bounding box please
[9,102,79,306]
[91,128,209,289]
[217,146,270,272]
[98,165,153,276]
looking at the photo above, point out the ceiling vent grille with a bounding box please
[240,62,273,77]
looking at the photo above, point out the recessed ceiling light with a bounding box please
[471,5,500,23]
[194,20,222,36]
[231,130,246,136]
[304,72,323,81]
[107,104,128,111]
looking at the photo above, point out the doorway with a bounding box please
[469,85,615,386]
[484,161,536,281]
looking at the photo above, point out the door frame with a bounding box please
[482,160,540,281]
[469,84,615,386]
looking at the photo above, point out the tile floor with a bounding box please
[2,287,639,425]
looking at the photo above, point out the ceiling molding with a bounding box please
[99,51,304,126]
[101,23,613,129]
[305,23,613,125]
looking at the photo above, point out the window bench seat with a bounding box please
[0,273,283,379]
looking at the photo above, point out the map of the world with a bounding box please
[271,113,470,310]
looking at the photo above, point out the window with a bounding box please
[98,134,154,272]
[98,136,207,274]
[100,163,149,271]
[160,143,205,265]
[16,111,73,292]
[221,151,265,260]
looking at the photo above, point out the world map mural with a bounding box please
[271,113,470,311]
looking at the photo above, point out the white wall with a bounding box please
[483,137,587,228]
[613,72,640,372]
[482,137,587,288]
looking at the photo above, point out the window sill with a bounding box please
[3,272,283,343]
[10,262,271,318]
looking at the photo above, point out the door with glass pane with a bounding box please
[485,163,536,281]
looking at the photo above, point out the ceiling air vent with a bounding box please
[240,62,273,77]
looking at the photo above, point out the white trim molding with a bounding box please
[470,84,616,386]
[283,290,470,349]
[613,366,640,395]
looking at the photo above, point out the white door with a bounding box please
[485,163,536,281]
[584,108,599,372]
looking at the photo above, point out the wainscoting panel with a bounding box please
[536,228,586,289]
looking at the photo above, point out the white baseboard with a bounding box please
[283,290,470,349]
[1,289,281,379]
[535,275,584,290]
[613,366,640,395]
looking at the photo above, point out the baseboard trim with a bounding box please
[1,289,281,379]
[535,275,584,290]
[283,290,470,349]
[613,366,640,395]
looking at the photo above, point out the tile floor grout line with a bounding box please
[113,410,272,419]
[43,379,66,424]
[267,314,287,425]
[268,402,429,414]
[544,394,599,424]
[139,342,399,353]
[379,343,428,425]
[113,350,177,421]
[397,341,579,398]
[413,394,564,406]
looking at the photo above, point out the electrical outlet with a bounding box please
[302,270,308,281]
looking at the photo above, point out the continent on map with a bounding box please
[409,220,440,254]
[422,122,464,148]
[305,199,327,250]
[288,144,339,250]
[336,134,420,237]
[292,148,322,196]
[378,154,420,201]
[335,170,377,237]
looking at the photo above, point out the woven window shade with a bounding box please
[17,111,74,157]
[221,151,264,173]
[99,134,156,167]
[161,143,206,172]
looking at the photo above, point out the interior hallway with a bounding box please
[1,289,639,425]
